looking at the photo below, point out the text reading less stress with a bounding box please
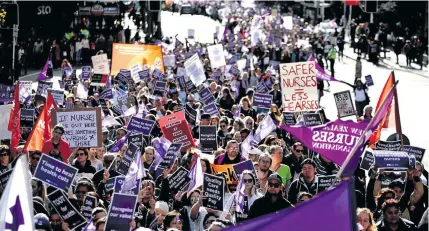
[281,62,318,112]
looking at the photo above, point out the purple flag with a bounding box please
[309,56,338,82]
[253,115,276,144]
[36,58,52,81]
[235,174,246,213]
[109,133,131,153]
[187,156,203,197]
[152,136,171,159]
[223,179,357,231]
[340,87,395,176]
[121,150,146,193]
[281,120,368,166]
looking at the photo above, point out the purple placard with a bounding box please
[256,82,269,93]
[153,81,167,96]
[253,93,273,109]
[105,193,137,231]
[203,102,219,116]
[233,160,257,179]
[373,151,410,169]
[116,72,132,84]
[81,66,92,80]
[156,143,182,170]
[48,190,86,230]
[365,75,374,86]
[0,85,15,102]
[34,154,79,192]
[126,116,156,136]
[117,143,139,175]
[100,88,113,100]
[198,87,215,105]
[175,75,186,90]
[138,69,150,81]
[152,69,165,80]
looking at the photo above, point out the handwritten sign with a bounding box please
[52,108,103,148]
[91,54,110,75]
[334,91,355,118]
[203,173,224,211]
[280,61,318,112]
[34,154,78,192]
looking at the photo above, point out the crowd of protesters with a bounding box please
[0,1,427,231]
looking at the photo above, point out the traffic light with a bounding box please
[148,0,161,12]
[0,3,18,29]
[361,0,378,13]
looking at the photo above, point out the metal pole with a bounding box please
[370,13,374,23]
[12,24,18,83]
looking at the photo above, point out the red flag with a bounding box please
[369,72,401,144]
[8,82,20,156]
[24,92,58,152]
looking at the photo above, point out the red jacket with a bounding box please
[42,139,71,162]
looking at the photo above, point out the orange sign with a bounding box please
[210,164,238,185]
[111,43,165,76]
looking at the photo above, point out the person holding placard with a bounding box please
[42,124,71,162]
[0,145,11,175]
[341,79,370,117]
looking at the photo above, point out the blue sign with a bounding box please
[365,75,374,86]
[229,66,240,76]
[100,88,113,100]
[48,190,86,230]
[152,69,165,80]
[34,154,78,192]
[373,151,411,170]
[105,193,137,231]
[203,102,219,116]
[198,87,215,105]
[127,116,156,136]
[138,69,150,82]
[157,143,182,170]
[81,66,92,80]
[153,81,167,96]
[117,143,139,175]
[253,93,273,109]
[114,176,141,195]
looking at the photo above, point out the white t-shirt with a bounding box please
[355,89,366,102]
[75,41,83,51]
[82,39,90,49]
[186,206,207,231]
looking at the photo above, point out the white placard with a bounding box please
[280,61,318,112]
[19,81,32,103]
[130,63,142,83]
[91,54,110,75]
[207,44,226,69]
[47,89,65,106]
[52,108,102,148]
[283,16,293,30]
[188,29,195,39]
[184,53,206,87]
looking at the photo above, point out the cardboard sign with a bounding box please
[92,54,110,75]
[81,66,92,80]
[127,117,155,136]
[203,102,219,117]
[158,111,195,151]
[153,81,167,96]
[36,81,53,101]
[157,143,182,170]
[282,112,296,125]
[280,62,318,112]
[34,154,78,192]
[334,91,355,118]
[90,73,108,86]
[375,140,402,151]
[207,44,226,69]
[373,150,411,170]
[210,164,238,185]
[203,173,225,211]
[360,151,375,171]
[111,43,164,76]
[82,195,97,220]
[317,175,336,193]
[47,89,65,106]
[199,126,218,153]
[105,193,137,231]
[138,69,150,82]
[365,75,374,86]
[52,108,103,148]
[303,112,323,127]
[117,143,139,175]
[198,87,216,105]
[168,166,190,192]
[184,53,206,87]
[48,190,86,230]
[100,89,114,100]
[20,108,34,128]
[403,145,426,162]
[253,93,273,109]
[185,104,197,125]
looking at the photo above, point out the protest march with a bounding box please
[0,1,427,231]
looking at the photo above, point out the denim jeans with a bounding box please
[76,49,82,63]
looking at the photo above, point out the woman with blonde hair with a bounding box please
[357,208,378,231]
[239,96,257,120]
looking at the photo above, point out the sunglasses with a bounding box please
[295,149,304,153]
[75,190,87,195]
[0,153,8,157]
[32,156,40,161]
[220,125,226,128]
[77,152,86,156]
[268,182,280,188]
[243,179,253,183]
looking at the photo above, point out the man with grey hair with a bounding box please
[214,140,246,165]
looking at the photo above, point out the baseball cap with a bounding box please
[267,173,282,184]
[34,213,52,231]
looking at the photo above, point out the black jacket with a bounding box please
[269,89,282,108]
[288,174,319,205]
[248,194,292,219]
[73,160,96,174]
[377,218,417,231]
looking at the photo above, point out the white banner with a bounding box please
[184,53,206,87]
[280,61,318,112]
[91,54,110,75]
[207,44,226,69]
[0,105,12,139]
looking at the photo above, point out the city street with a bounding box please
[19,11,429,166]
